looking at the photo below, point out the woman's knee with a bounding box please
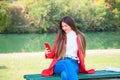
[54,61,66,74]
[61,71,68,80]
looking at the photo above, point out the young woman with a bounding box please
[41,16,95,80]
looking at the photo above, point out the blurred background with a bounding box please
[0,0,120,53]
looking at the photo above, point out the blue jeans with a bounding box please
[54,57,79,80]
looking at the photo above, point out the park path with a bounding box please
[0,49,120,58]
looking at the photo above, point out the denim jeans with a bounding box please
[54,57,79,80]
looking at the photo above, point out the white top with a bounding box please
[65,30,78,60]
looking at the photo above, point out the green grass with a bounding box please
[0,52,120,80]
[0,32,120,53]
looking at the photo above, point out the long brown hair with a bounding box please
[55,16,86,59]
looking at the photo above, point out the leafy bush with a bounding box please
[0,1,11,32]
[112,0,120,30]
[0,0,120,33]
[5,1,30,33]
[27,0,119,32]
[0,1,29,33]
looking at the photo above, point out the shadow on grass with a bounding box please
[0,66,7,69]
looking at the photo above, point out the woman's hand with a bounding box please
[45,48,51,55]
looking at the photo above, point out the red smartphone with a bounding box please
[44,42,51,51]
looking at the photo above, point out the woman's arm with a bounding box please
[45,35,58,59]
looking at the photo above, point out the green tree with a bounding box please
[1,0,120,33]
[0,1,11,32]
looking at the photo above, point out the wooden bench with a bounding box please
[24,70,120,80]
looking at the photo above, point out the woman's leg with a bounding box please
[61,71,68,80]
[67,59,79,80]
[54,58,79,80]
[54,59,69,80]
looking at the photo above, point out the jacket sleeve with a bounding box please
[45,35,58,59]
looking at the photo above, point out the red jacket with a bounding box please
[41,35,95,77]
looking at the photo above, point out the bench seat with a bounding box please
[24,70,120,80]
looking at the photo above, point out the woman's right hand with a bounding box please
[45,48,51,55]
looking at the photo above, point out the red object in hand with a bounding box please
[44,42,51,51]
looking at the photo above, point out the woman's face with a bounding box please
[61,22,72,33]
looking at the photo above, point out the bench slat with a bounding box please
[24,70,120,80]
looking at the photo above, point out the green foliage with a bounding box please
[112,0,120,30]
[28,0,119,32]
[0,1,11,32]
[28,0,64,33]
[0,1,29,33]
[0,0,120,33]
